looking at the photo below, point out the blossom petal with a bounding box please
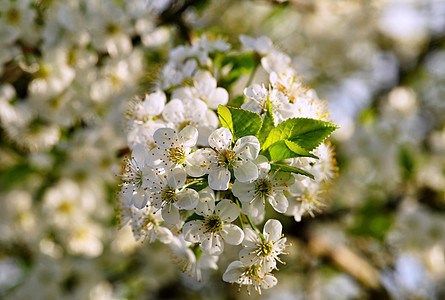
[209,87,229,109]
[167,168,186,189]
[201,233,224,256]
[220,224,244,245]
[241,196,264,218]
[234,136,260,160]
[162,204,180,224]
[176,188,199,210]
[156,226,173,244]
[132,143,149,166]
[222,260,244,283]
[144,90,166,116]
[232,180,255,203]
[194,189,216,217]
[208,167,230,190]
[184,149,211,177]
[132,190,148,209]
[216,199,240,222]
[162,99,185,123]
[239,247,259,266]
[183,220,204,243]
[243,228,260,244]
[179,125,198,148]
[263,219,282,242]
[268,192,288,214]
[208,127,233,151]
[233,161,258,183]
[147,147,169,168]
[153,128,177,149]
[254,155,271,174]
[263,274,278,289]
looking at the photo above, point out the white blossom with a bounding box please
[233,155,294,218]
[183,199,243,256]
[195,127,260,190]
[239,219,289,272]
[148,126,198,170]
[222,260,277,295]
[148,168,199,224]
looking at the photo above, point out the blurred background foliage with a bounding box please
[1,0,444,299]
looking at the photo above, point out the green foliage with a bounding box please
[349,201,394,240]
[256,100,275,145]
[265,139,316,161]
[217,105,262,140]
[217,52,257,87]
[262,117,339,152]
[184,213,205,223]
[186,178,209,192]
[229,95,245,107]
[398,145,416,181]
[217,103,338,180]
[270,163,315,179]
[217,104,337,179]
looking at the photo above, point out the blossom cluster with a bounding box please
[117,34,338,294]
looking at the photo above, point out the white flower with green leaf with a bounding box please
[201,127,260,190]
[232,155,294,218]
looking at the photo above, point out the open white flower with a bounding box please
[173,70,228,110]
[119,143,155,209]
[169,235,219,282]
[239,35,273,55]
[232,156,294,218]
[148,126,198,170]
[286,175,325,222]
[162,97,217,145]
[198,127,260,190]
[239,219,288,272]
[130,205,173,244]
[183,199,243,256]
[243,82,295,125]
[222,260,277,296]
[149,168,199,224]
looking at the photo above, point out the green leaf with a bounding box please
[217,105,262,139]
[270,163,314,179]
[218,52,257,87]
[284,140,318,159]
[263,118,339,151]
[217,105,234,134]
[186,180,209,192]
[229,95,245,107]
[256,100,275,146]
[264,139,316,161]
[184,213,205,223]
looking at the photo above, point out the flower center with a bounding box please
[255,178,272,198]
[168,147,185,165]
[161,186,177,203]
[142,215,159,230]
[259,241,273,256]
[244,265,262,283]
[205,215,223,233]
[217,149,236,167]
[178,121,192,131]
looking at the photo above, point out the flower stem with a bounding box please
[238,214,245,230]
